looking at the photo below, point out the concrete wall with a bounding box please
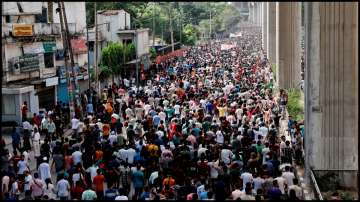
[53,2,87,33]
[276,2,301,89]
[305,2,358,189]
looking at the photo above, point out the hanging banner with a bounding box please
[71,38,88,54]
[9,54,40,73]
[12,24,33,37]
[23,42,44,54]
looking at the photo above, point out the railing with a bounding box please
[310,169,324,200]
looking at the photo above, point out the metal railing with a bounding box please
[310,169,324,200]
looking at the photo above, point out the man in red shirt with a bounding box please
[71,181,85,200]
[92,169,105,200]
[21,101,28,122]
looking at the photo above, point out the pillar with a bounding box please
[267,2,276,67]
[262,3,268,51]
[276,2,301,89]
[304,2,358,189]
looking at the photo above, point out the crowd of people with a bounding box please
[1,29,305,201]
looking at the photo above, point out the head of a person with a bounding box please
[293,178,299,185]
[272,179,278,187]
[34,172,39,179]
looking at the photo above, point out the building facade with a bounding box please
[2,2,88,124]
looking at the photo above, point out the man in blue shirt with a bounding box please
[131,164,144,200]
[11,127,21,154]
[267,180,283,200]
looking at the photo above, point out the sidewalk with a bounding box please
[278,108,313,200]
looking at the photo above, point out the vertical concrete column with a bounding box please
[257,3,261,26]
[262,2,268,51]
[267,2,276,67]
[304,2,358,189]
[276,2,301,89]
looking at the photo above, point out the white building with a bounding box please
[2,2,88,124]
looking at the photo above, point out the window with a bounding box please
[44,53,54,68]
[2,94,16,115]
[5,15,10,23]
[35,7,48,23]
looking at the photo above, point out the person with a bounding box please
[2,173,10,199]
[241,186,255,200]
[47,118,56,139]
[71,180,85,200]
[288,189,299,200]
[23,171,33,198]
[104,182,119,200]
[10,176,19,200]
[93,169,105,200]
[56,174,70,200]
[32,127,41,162]
[71,115,80,138]
[38,157,51,181]
[30,172,45,200]
[231,183,244,200]
[11,127,21,155]
[288,178,303,200]
[21,101,28,122]
[131,164,145,200]
[82,185,97,200]
[44,178,56,200]
[267,180,282,200]
[282,166,295,187]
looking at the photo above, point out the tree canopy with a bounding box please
[86,2,242,46]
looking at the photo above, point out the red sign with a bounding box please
[71,38,88,54]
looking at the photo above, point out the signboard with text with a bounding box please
[9,54,40,73]
[12,24,33,37]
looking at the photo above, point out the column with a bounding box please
[276,2,301,89]
[262,3,268,51]
[267,2,276,66]
[249,5,254,23]
[304,2,358,189]
[253,4,258,25]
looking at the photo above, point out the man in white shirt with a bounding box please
[288,178,303,199]
[240,171,253,190]
[216,130,224,145]
[220,147,233,165]
[72,148,83,165]
[125,147,136,165]
[274,175,286,194]
[56,175,70,200]
[23,171,33,196]
[208,159,220,179]
[231,183,244,200]
[71,116,80,137]
[281,166,295,187]
[38,157,51,181]
[86,164,99,183]
[252,173,265,193]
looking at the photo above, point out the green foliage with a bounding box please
[86,2,242,46]
[287,88,304,121]
[99,65,112,81]
[182,24,199,46]
[101,42,124,75]
[150,47,157,59]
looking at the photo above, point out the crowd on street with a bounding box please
[1,29,305,201]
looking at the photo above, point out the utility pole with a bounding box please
[94,2,99,96]
[168,3,174,52]
[57,2,73,123]
[61,2,82,118]
[86,26,90,90]
[209,6,212,40]
[152,2,156,47]
[134,31,139,90]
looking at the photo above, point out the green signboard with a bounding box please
[9,54,40,73]
[43,41,57,53]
